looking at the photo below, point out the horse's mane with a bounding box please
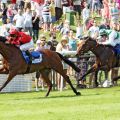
[0,36,20,50]
[0,36,7,42]
[84,36,114,49]
[102,44,114,49]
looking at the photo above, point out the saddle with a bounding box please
[22,51,42,64]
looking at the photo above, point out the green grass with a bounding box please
[0,87,120,120]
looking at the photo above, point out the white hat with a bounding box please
[61,36,68,42]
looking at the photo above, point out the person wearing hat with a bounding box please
[56,36,69,52]
[56,35,69,90]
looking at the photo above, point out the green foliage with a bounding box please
[0,87,120,120]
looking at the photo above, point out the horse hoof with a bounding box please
[76,92,81,96]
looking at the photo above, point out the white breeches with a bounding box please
[20,39,34,51]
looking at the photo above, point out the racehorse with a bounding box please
[76,36,119,87]
[0,36,80,96]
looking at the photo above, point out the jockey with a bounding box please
[97,29,108,42]
[7,29,34,63]
[101,22,120,47]
[7,29,34,50]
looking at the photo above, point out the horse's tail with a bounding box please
[56,52,80,72]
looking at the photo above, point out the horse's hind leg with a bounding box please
[93,71,99,88]
[63,74,80,95]
[40,70,52,97]
[57,70,80,95]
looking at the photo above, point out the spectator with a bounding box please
[17,0,25,9]
[23,8,33,36]
[68,30,77,51]
[109,2,120,23]
[47,32,58,51]
[61,0,69,18]
[116,0,120,9]
[0,24,9,37]
[75,55,88,89]
[24,0,31,9]
[102,0,109,19]
[60,20,70,36]
[1,3,7,24]
[34,2,43,18]
[7,4,14,23]
[88,20,99,39]
[82,2,90,32]
[1,0,7,6]
[99,19,110,30]
[32,11,40,42]
[49,0,56,31]
[56,36,69,90]
[73,0,81,20]
[91,0,101,16]
[35,35,49,51]
[54,0,62,21]
[34,34,49,91]
[76,21,83,38]
[13,9,25,31]
[5,18,15,34]
[42,0,51,32]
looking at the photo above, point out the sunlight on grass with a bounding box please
[0,87,120,120]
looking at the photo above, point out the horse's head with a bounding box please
[76,36,97,56]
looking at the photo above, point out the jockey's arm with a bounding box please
[102,31,118,46]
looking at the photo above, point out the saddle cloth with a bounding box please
[114,44,120,55]
[22,51,42,64]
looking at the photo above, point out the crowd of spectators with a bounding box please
[0,0,119,89]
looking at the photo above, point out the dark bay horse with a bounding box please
[0,36,80,96]
[77,36,119,86]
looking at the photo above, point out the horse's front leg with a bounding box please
[78,65,97,82]
[0,71,17,91]
[40,70,52,97]
[93,71,99,88]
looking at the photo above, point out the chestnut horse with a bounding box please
[0,36,80,96]
[77,36,119,87]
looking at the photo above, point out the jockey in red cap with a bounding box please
[7,29,34,51]
[7,29,34,64]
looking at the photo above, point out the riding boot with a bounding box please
[25,50,32,64]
